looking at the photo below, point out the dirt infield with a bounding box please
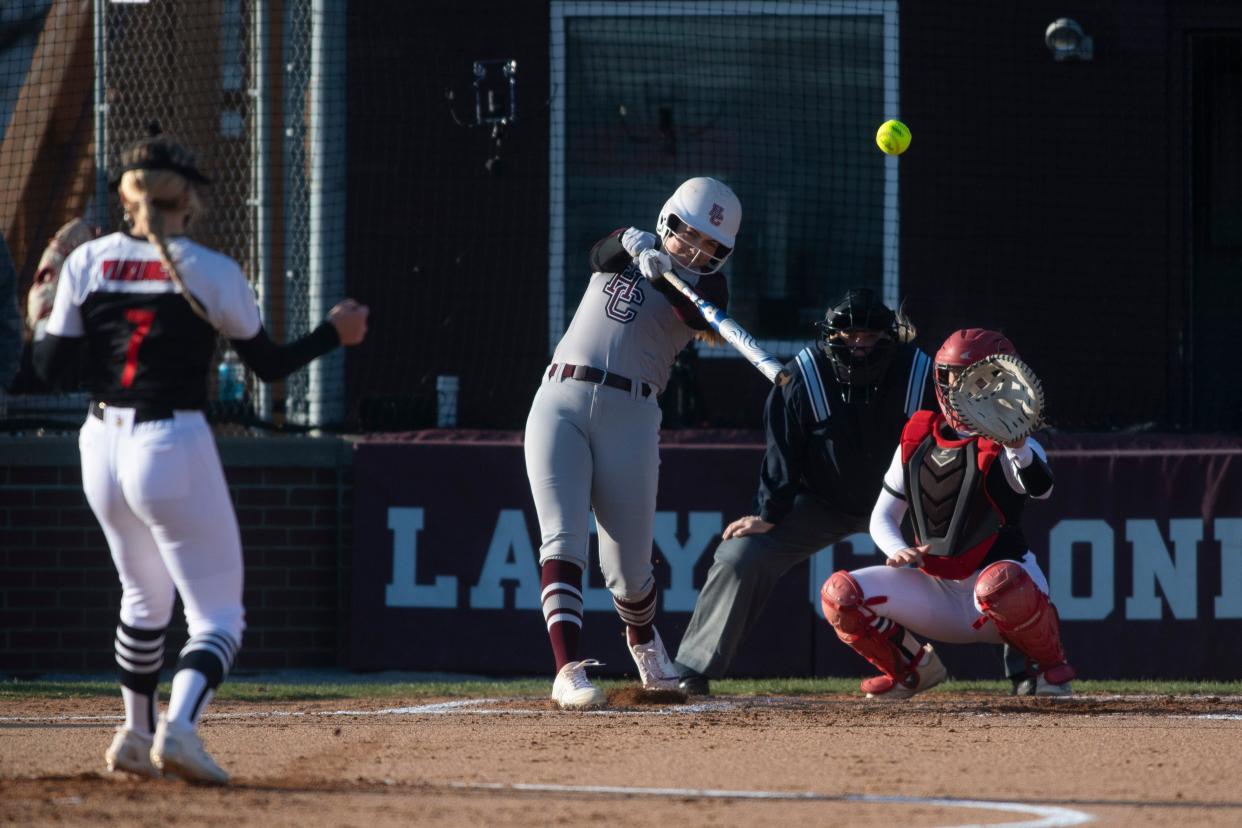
[2,692,1241,826]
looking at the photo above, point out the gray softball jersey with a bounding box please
[525,228,728,598]
[551,229,727,395]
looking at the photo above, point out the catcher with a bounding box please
[819,328,1076,699]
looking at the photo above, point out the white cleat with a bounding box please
[105,728,160,779]
[864,644,949,701]
[150,714,229,785]
[627,628,682,691]
[552,659,607,710]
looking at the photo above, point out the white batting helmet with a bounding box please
[656,177,741,275]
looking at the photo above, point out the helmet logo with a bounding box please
[959,351,972,360]
[709,203,724,226]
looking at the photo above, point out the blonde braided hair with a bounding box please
[118,167,213,326]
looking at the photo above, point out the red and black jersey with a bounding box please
[77,291,217,409]
[34,231,343,415]
[40,232,261,409]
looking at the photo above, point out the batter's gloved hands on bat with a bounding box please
[620,227,657,257]
[328,299,369,346]
[635,249,672,283]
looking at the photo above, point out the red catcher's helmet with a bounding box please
[934,329,1018,432]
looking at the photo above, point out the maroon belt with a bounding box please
[548,363,653,398]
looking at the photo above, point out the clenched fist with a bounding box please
[328,299,369,346]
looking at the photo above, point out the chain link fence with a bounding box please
[1,0,342,431]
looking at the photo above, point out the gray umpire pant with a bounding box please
[674,492,866,679]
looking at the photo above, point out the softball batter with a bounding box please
[33,135,369,783]
[525,177,740,708]
[821,329,1075,699]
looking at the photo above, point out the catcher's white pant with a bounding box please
[850,552,1049,644]
[80,408,245,642]
[524,371,661,601]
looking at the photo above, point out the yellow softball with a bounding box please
[876,119,911,155]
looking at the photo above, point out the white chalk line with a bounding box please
[447,781,1094,827]
[0,698,741,723]
[2,695,1240,724]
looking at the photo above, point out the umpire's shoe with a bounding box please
[105,727,160,778]
[677,673,711,697]
[1011,674,1037,696]
[151,714,229,785]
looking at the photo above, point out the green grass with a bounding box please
[3,675,1241,702]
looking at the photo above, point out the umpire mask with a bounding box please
[815,288,899,403]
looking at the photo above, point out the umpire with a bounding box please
[673,288,934,694]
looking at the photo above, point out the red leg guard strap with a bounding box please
[974,561,1073,676]
[821,571,912,683]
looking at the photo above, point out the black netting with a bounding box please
[2,2,1240,432]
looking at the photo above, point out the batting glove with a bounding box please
[620,227,657,257]
[635,249,672,283]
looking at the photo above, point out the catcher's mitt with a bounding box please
[26,218,94,331]
[947,353,1045,443]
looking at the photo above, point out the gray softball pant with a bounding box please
[524,371,662,602]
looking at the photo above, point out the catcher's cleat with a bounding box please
[862,644,947,701]
[1034,663,1076,697]
[627,628,681,691]
[1035,676,1073,697]
[150,715,229,785]
[105,727,160,779]
[551,659,607,710]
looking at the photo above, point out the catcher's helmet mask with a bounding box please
[815,288,899,402]
[933,328,1018,433]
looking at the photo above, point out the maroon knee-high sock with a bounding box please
[541,560,584,671]
[613,588,657,646]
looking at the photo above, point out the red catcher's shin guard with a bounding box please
[974,561,1074,679]
[821,571,911,683]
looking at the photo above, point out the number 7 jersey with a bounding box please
[45,232,261,409]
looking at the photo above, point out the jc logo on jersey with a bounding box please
[603,269,644,323]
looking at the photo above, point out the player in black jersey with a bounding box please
[673,289,935,694]
[32,135,369,784]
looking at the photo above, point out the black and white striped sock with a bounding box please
[167,630,239,726]
[114,622,165,734]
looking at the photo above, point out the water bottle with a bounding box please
[217,350,245,403]
[436,375,459,428]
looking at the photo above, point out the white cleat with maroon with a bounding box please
[627,628,681,691]
[552,659,607,710]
